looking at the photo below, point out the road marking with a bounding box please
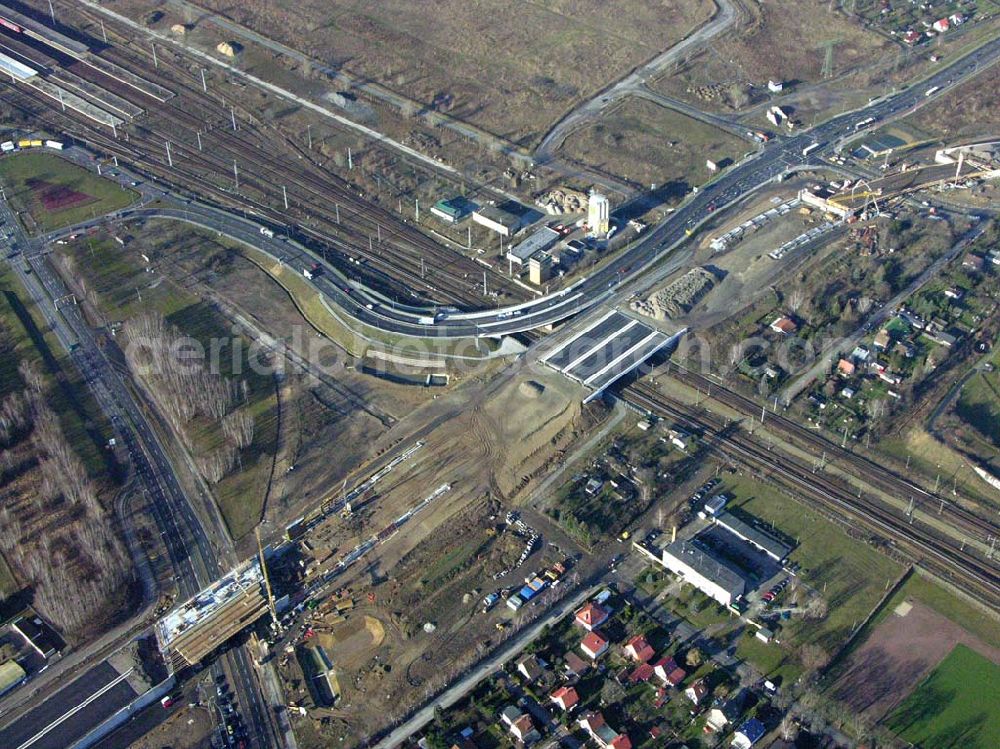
[16,668,135,749]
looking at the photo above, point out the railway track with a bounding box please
[3,9,528,310]
[621,381,1000,612]
[669,366,1000,543]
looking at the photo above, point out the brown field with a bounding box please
[903,64,1000,142]
[651,0,893,113]
[146,0,714,145]
[830,601,1000,721]
[560,99,747,193]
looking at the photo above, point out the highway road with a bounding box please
[83,29,1000,341]
[0,196,280,746]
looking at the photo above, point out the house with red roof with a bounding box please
[550,685,579,712]
[628,663,655,684]
[577,711,632,749]
[932,17,950,33]
[575,602,609,631]
[624,634,655,662]
[652,656,686,687]
[580,631,609,660]
[769,316,797,335]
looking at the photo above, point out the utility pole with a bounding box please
[483,271,487,296]
[151,42,158,69]
[110,116,118,139]
[47,0,55,24]
[377,224,381,243]
[468,226,472,249]
[335,203,340,224]
[196,131,202,151]
[347,147,353,170]
[233,160,239,190]
[282,185,288,210]
[414,199,419,221]
[760,404,765,423]
[230,106,237,131]
[200,68,207,92]
[100,19,108,44]
[164,140,173,167]
[57,88,65,111]
[420,258,426,279]
[307,125,312,150]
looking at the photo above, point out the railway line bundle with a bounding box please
[0,6,527,310]
[621,381,1000,612]
[670,367,1000,543]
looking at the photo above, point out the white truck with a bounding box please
[259,226,274,239]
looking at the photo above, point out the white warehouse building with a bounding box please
[660,540,747,606]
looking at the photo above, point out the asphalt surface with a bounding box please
[0,661,135,749]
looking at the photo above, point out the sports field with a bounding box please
[0,151,136,233]
[887,644,1000,749]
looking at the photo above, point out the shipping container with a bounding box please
[44,140,63,150]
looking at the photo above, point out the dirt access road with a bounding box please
[535,0,743,164]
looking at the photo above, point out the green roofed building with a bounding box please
[0,660,26,697]
[431,196,478,223]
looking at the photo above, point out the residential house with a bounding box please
[837,358,856,377]
[851,345,870,363]
[706,689,750,733]
[516,655,544,683]
[963,253,984,272]
[550,686,580,712]
[510,714,541,745]
[685,679,708,706]
[450,740,477,749]
[840,386,855,400]
[500,706,523,727]
[628,663,655,684]
[769,316,797,335]
[873,328,891,350]
[563,651,591,678]
[580,631,609,660]
[731,718,767,749]
[575,602,610,631]
[577,711,632,749]
[932,17,950,33]
[624,634,655,663]
[653,656,686,686]
[944,287,964,300]
[903,29,922,45]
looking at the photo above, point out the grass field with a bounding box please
[726,475,904,653]
[0,152,136,233]
[560,99,745,192]
[887,644,1000,749]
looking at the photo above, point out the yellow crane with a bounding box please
[256,527,281,632]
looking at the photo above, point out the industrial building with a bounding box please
[588,191,610,237]
[431,196,477,224]
[713,512,792,562]
[155,559,271,668]
[507,226,559,265]
[12,613,62,660]
[659,540,747,606]
[473,204,522,237]
[528,252,553,285]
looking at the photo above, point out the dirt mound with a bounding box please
[518,380,545,399]
[632,267,716,320]
[319,615,386,670]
